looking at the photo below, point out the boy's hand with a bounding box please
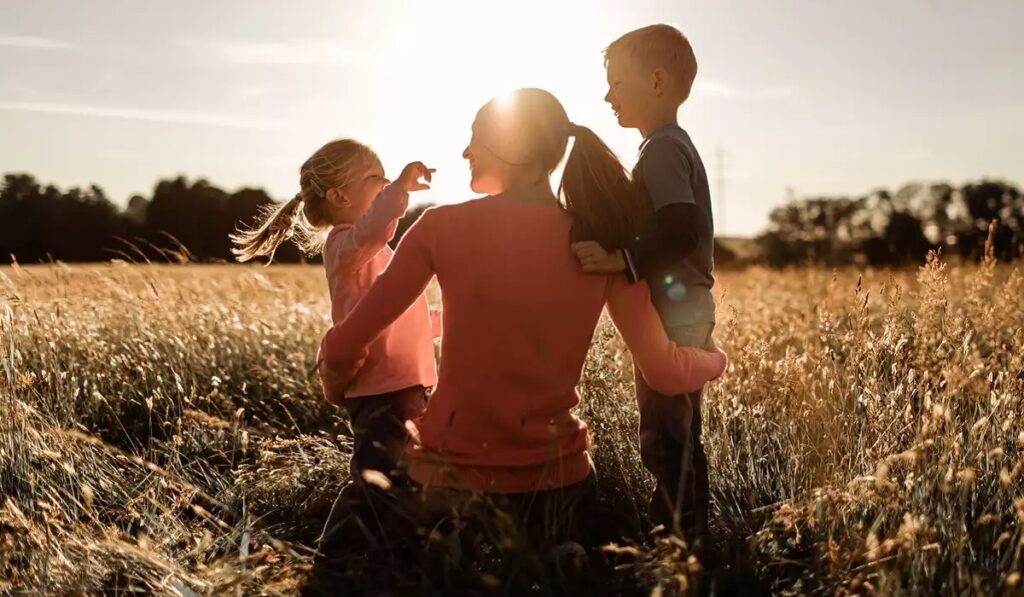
[571,241,626,274]
[397,162,435,193]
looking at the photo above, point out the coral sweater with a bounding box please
[320,195,726,492]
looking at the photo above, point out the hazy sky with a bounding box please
[1,0,1020,236]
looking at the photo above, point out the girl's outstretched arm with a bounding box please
[329,183,409,271]
[605,276,726,395]
[318,208,439,401]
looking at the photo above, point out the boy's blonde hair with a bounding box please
[231,139,378,262]
[604,24,698,104]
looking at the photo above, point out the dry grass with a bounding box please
[1,255,1022,595]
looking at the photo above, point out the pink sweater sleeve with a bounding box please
[329,183,409,271]
[319,209,437,397]
[429,307,443,340]
[605,276,726,395]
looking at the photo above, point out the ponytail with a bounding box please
[473,88,648,249]
[230,193,307,263]
[560,124,649,249]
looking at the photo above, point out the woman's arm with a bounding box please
[605,276,726,395]
[318,208,439,401]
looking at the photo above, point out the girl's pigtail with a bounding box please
[230,193,306,263]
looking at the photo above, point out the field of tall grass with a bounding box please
[1,253,1022,595]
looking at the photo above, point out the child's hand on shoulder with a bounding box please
[397,162,435,193]
[571,241,626,274]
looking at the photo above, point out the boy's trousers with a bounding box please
[633,321,714,539]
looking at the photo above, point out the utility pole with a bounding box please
[715,146,725,236]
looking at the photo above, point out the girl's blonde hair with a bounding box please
[231,139,378,262]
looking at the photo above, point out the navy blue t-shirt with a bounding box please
[630,124,715,326]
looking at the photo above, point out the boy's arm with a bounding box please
[572,137,705,281]
[621,137,704,283]
[622,203,704,283]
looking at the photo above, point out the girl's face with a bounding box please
[332,158,387,219]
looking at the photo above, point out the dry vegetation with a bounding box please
[1,253,1022,595]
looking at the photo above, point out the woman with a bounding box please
[318,88,725,542]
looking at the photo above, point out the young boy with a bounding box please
[572,24,716,540]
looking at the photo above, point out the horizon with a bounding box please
[2,0,1022,236]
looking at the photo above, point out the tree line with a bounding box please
[1,172,1020,266]
[0,173,428,265]
[756,180,1023,267]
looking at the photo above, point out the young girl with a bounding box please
[231,139,438,490]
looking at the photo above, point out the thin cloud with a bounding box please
[749,85,803,101]
[0,101,287,131]
[0,34,72,50]
[692,80,802,102]
[692,80,737,98]
[198,39,385,68]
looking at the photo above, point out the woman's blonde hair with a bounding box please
[231,139,378,262]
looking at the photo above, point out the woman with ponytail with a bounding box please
[317,89,727,546]
[232,139,440,513]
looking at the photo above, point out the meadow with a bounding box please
[1,253,1022,595]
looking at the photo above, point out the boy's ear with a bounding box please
[652,67,669,97]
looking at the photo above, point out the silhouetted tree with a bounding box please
[757,179,1021,267]
[1,173,125,263]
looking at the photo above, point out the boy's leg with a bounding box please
[634,363,694,532]
[635,322,714,536]
[666,322,714,541]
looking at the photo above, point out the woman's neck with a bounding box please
[496,178,558,207]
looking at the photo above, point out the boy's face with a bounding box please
[604,56,658,131]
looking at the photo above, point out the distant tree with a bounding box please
[953,181,1023,261]
[0,173,125,263]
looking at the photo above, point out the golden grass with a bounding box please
[1,256,1022,595]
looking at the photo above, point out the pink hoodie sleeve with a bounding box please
[604,276,726,395]
[318,209,438,400]
[328,183,410,271]
[429,307,443,340]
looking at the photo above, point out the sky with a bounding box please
[1,0,1021,236]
